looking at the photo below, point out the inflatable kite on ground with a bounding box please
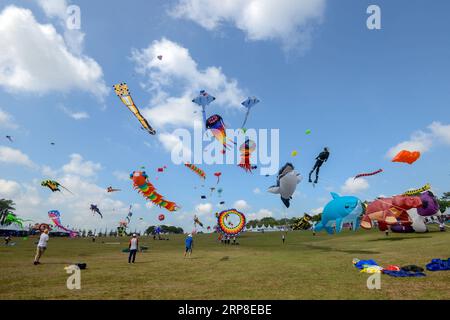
[417,191,440,217]
[194,215,204,228]
[41,180,73,194]
[217,209,246,236]
[206,114,234,153]
[113,83,156,135]
[240,97,260,129]
[130,171,179,212]
[314,193,364,234]
[391,191,440,233]
[392,150,421,164]
[292,214,313,230]
[107,186,121,193]
[354,169,383,180]
[360,195,422,231]
[158,214,165,221]
[403,183,431,196]
[184,163,206,180]
[48,210,78,237]
[192,90,216,128]
[90,205,103,219]
[5,135,13,142]
[238,139,257,173]
[268,163,302,208]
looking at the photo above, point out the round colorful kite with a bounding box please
[217,209,246,236]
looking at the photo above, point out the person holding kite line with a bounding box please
[309,147,330,184]
[184,234,194,258]
[128,234,139,264]
[34,229,49,265]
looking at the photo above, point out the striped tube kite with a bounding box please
[114,83,156,135]
[354,169,383,180]
[184,163,206,180]
[403,183,431,196]
[206,114,234,154]
[130,171,179,212]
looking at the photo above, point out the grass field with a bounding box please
[1,228,449,300]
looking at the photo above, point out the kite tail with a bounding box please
[241,109,251,129]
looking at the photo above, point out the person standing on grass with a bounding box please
[282,234,286,244]
[4,235,11,246]
[34,229,49,265]
[184,234,193,258]
[128,234,139,264]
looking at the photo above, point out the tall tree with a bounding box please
[0,199,16,225]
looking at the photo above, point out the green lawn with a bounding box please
[1,228,449,300]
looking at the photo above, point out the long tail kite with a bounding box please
[114,83,156,135]
[354,169,383,180]
[41,180,73,194]
[184,163,206,180]
[403,183,431,196]
[130,171,179,212]
[48,210,78,237]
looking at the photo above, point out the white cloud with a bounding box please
[387,122,450,157]
[36,0,68,19]
[131,38,244,131]
[247,208,273,220]
[429,122,450,145]
[253,188,261,194]
[62,153,102,177]
[170,0,326,50]
[234,199,250,211]
[0,179,21,197]
[0,146,35,167]
[0,6,107,98]
[195,203,213,216]
[310,207,323,215]
[158,132,192,159]
[340,177,369,194]
[0,108,18,129]
[113,170,130,182]
[59,105,89,120]
[26,155,128,230]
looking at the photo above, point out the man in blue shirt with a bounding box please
[184,234,193,258]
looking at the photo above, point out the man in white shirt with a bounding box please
[34,229,49,265]
[128,234,139,263]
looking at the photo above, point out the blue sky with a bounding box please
[0,0,449,233]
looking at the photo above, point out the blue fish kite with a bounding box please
[241,96,260,129]
[192,90,216,128]
[314,193,363,234]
